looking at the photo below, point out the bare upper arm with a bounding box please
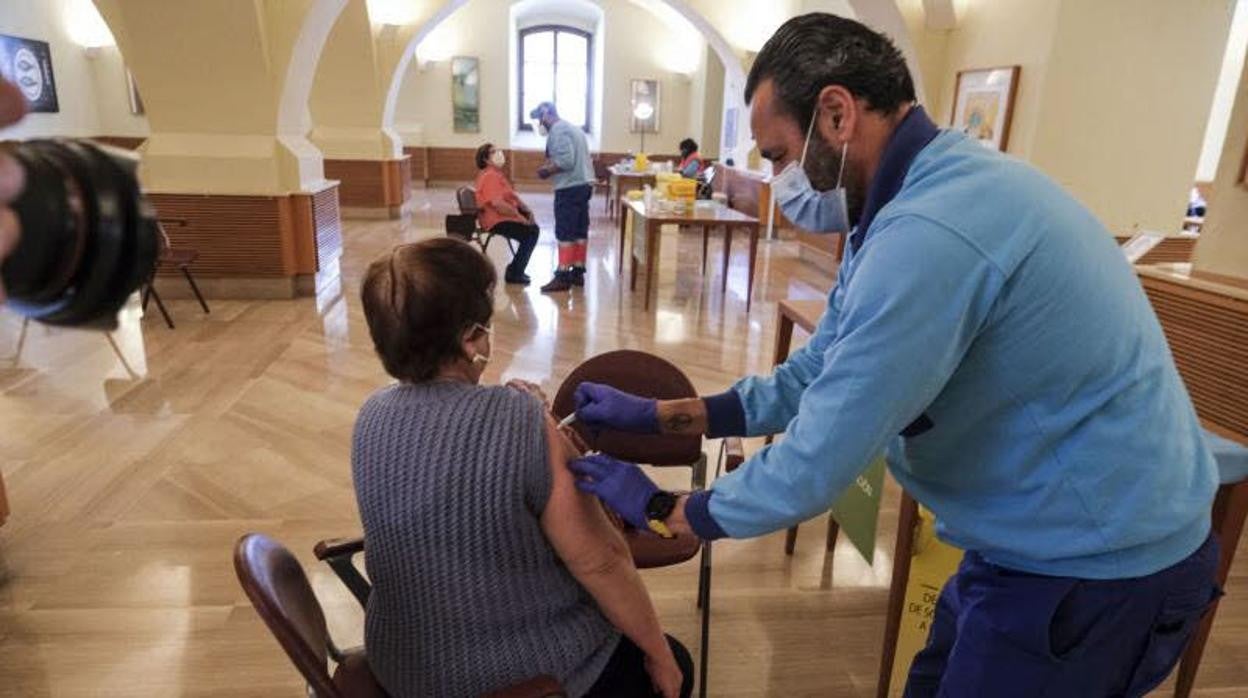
[539,414,630,575]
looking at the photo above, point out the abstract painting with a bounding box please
[451,56,480,133]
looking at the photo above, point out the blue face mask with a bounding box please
[771,110,849,234]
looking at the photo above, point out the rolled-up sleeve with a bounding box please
[703,216,1005,539]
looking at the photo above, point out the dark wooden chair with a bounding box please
[1173,434,1248,698]
[454,186,516,256]
[551,349,745,698]
[235,533,564,698]
[141,223,209,330]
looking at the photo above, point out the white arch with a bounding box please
[659,0,746,98]
[381,0,472,127]
[279,0,351,133]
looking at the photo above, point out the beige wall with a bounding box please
[1029,0,1229,235]
[1197,0,1248,182]
[93,0,345,194]
[1193,52,1248,280]
[393,0,510,149]
[699,45,724,160]
[0,0,147,140]
[90,44,150,138]
[394,0,702,154]
[309,0,401,160]
[894,0,948,107]
[920,0,1229,236]
[929,0,1059,159]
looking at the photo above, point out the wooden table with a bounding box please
[619,198,762,311]
[608,169,656,221]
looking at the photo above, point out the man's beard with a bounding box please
[803,134,866,226]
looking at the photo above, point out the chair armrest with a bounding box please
[314,536,365,561]
[481,675,566,698]
[313,536,371,610]
[723,437,746,473]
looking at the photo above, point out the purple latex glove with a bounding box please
[568,453,659,530]
[573,382,659,434]
[536,166,553,180]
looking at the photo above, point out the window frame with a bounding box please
[517,24,593,133]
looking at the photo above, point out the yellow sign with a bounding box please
[887,507,963,696]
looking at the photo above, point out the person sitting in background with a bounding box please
[354,237,693,698]
[676,139,704,178]
[474,143,539,285]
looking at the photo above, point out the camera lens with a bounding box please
[2,139,159,327]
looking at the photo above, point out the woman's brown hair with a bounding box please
[361,238,496,383]
[475,142,494,170]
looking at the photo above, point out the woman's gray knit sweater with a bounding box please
[351,381,620,697]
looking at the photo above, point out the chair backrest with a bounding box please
[552,350,703,466]
[456,186,479,216]
[234,533,340,698]
[593,158,610,182]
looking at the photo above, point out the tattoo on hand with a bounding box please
[665,413,694,433]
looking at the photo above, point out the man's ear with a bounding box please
[814,84,856,144]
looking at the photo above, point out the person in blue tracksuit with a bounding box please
[567,13,1221,697]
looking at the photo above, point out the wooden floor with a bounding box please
[0,188,1244,697]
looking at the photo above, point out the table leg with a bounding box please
[747,223,760,312]
[772,309,795,366]
[618,202,628,275]
[609,176,617,221]
[644,220,660,311]
[721,224,732,294]
[701,225,710,276]
[876,494,920,698]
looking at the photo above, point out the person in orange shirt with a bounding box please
[474,143,540,285]
[676,139,704,179]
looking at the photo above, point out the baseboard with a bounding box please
[151,274,307,300]
[342,205,403,220]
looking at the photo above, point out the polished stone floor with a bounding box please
[0,188,1243,696]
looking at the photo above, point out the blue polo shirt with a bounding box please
[687,107,1216,580]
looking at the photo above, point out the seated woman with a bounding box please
[676,138,704,179]
[354,237,693,698]
[474,143,540,285]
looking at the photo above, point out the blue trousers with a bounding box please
[554,184,593,243]
[905,534,1221,697]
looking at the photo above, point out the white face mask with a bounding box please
[490,149,506,168]
[537,120,549,137]
[770,109,850,234]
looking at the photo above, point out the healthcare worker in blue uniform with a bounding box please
[568,13,1221,697]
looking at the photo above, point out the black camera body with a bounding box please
[2,139,159,328]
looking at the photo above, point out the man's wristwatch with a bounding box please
[645,491,678,539]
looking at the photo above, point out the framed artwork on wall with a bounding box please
[0,34,59,113]
[950,65,1020,151]
[451,56,480,133]
[629,78,660,134]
